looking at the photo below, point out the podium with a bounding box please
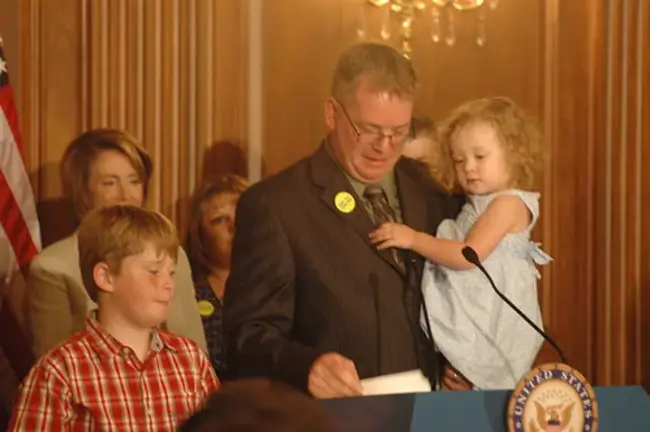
[322,386,650,431]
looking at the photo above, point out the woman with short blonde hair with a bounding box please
[61,128,153,219]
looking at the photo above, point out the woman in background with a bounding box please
[27,129,207,358]
[402,115,451,192]
[185,174,248,377]
[402,116,438,163]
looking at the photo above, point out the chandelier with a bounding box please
[358,0,500,57]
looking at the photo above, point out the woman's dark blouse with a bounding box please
[194,279,227,377]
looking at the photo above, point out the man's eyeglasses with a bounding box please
[334,99,413,146]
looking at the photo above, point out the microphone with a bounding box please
[461,246,568,364]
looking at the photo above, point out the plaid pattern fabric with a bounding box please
[9,318,219,431]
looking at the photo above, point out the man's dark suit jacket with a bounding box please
[223,143,461,392]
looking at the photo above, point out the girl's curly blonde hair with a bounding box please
[432,97,544,192]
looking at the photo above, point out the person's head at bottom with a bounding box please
[179,379,334,432]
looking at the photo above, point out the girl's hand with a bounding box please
[369,223,416,250]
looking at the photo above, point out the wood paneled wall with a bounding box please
[10,0,650,389]
[542,0,650,389]
[20,0,248,243]
[592,0,649,387]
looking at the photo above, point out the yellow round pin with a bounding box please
[334,191,356,214]
[197,300,215,317]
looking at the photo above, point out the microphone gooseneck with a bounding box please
[461,246,568,364]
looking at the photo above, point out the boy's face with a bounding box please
[98,245,176,329]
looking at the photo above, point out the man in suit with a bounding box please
[224,42,466,398]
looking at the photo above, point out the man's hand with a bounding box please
[369,223,417,250]
[308,352,363,399]
[441,364,473,391]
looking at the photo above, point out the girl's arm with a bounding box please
[370,194,530,270]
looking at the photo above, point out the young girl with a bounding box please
[369,97,551,390]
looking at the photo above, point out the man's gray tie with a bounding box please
[364,185,405,273]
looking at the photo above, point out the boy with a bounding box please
[10,205,219,431]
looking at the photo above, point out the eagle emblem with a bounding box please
[507,363,598,432]
[529,402,575,432]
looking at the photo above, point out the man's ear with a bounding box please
[324,97,337,131]
[93,262,115,295]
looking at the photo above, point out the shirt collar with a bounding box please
[85,316,177,359]
[345,170,396,200]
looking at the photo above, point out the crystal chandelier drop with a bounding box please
[358,0,500,58]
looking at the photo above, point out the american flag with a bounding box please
[0,35,40,380]
[0,36,40,278]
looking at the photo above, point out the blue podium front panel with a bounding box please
[322,386,650,431]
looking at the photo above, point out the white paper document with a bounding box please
[360,369,431,396]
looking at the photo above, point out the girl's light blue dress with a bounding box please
[421,189,552,390]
